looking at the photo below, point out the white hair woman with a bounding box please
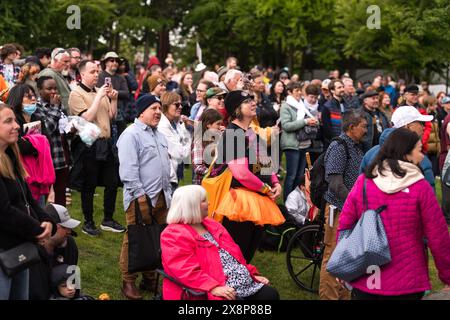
[160,185,279,300]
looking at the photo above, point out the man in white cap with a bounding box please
[29,204,80,300]
[360,105,435,189]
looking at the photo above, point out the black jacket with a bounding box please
[256,93,278,128]
[0,147,55,251]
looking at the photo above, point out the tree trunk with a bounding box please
[114,32,121,53]
[144,30,150,68]
[157,27,170,68]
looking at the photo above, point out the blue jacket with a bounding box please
[189,102,202,120]
[359,128,435,191]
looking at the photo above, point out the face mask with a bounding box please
[23,104,37,115]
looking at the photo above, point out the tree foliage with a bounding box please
[0,0,448,81]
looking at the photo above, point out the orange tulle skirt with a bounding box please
[212,188,285,226]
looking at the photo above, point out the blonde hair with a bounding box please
[166,185,207,225]
[0,105,27,179]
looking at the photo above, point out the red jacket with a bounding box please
[160,217,260,300]
[419,108,432,153]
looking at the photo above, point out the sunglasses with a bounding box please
[173,102,182,108]
[107,59,119,63]
[25,93,36,100]
[213,95,224,101]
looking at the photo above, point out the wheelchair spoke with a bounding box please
[294,261,314,278]
[310,261,319,289]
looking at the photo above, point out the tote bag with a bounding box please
[326,178,391,282]
[128,197,163,273]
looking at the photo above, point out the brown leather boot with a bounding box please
[121,281,143,300]
[139,278,158,293]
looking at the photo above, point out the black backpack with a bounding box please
[309,137,349,208]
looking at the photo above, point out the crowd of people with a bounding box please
[0,42,449,300]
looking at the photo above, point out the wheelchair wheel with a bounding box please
[286,223,324,293]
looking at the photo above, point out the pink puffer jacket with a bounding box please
[338,174,450,296]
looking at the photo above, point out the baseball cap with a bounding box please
[206,87,226,99]
[391,106,433,128]
[321,79,331,90]
[442,96,450,104]
[44,204,80,229]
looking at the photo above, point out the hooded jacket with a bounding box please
[338,165,450,296]
[359,128,435,191]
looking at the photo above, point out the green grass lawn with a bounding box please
[69,169,448,300]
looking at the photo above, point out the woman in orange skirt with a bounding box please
[209,90,285,263]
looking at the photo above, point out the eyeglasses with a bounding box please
[25,93,36,100]
[173,102,182,108]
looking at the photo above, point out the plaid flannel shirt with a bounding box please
[36,98,67,170]
[192,141,209,185]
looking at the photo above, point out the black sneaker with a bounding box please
[82,221,101,237]
[100,220,126,233]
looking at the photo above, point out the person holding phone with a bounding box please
[97,52,129,138]
[68,59,125,237]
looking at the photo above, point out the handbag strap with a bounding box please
[134,195,156,226]
[363,178,368,212]
[202,146,219,180]
[363,178,387,214]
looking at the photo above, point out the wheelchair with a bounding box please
[285,207,325,294]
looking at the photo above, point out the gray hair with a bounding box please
[342,109,366,132]
[224,69,242,84]
[51,48,70,62]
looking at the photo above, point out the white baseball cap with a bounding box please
[391,106,433,128]
[44,204,80,229]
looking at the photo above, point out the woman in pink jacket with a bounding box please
[339,128,450,300]
[160,185,279,300]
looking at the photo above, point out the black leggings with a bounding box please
[351,288,424,300]
[243,285,280,300]
[222,217,264,263]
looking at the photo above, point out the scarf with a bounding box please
[286,95,315,121]
[303,99,319,116]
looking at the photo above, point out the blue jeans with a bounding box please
[0,268,29,300]
[283,149,307,201]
